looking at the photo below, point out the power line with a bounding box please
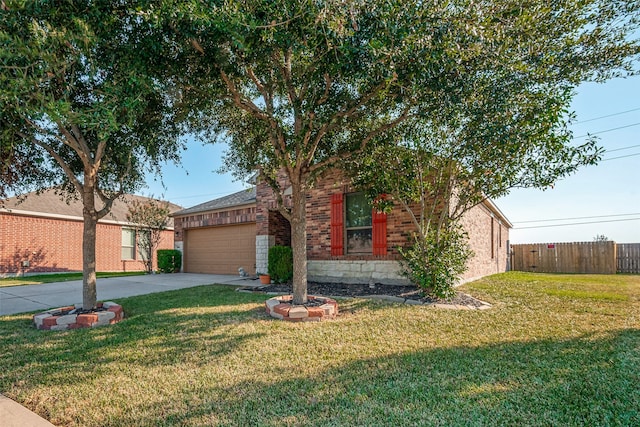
[575,107,640,124]
[605,144,640,153]
[600,152,640,162]
[515,212,640,224]
[573,121,640,139]
[515,217,640,229]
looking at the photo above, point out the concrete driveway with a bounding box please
[0,273,260,316]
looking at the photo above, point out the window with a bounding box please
[331,192,387,257]
[345,193,372,253]
[122,228,136,260]
[490,217,495,259]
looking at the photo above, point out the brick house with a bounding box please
[173,170,511,284]
[0,189,179,275]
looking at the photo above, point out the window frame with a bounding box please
[121,228,137,260]
[344,192,373,254]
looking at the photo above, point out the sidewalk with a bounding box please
[0,273,259,316]
[0,394,55,427]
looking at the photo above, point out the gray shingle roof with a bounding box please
[0,188,182,226]
[172,187,256,216]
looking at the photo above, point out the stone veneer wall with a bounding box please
[308,260,408,285]
[256,235,275,275]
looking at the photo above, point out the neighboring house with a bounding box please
[173,170,512,285]
[0,189,180,275]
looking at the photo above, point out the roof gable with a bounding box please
[172,188,256,216]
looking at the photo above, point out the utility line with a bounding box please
[515,217,640,229]
[600,152,640,162]
[604,143,640,153]
[515,212,640,224]
[575,107,640,124]
[573,121,640,139]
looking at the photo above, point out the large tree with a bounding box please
[0,1,183,309]
[153,0,638,305]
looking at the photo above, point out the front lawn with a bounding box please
[0,271,145,288]
[1,272,638,426]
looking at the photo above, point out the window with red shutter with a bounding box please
[372,210,387,256]
[331,192,388,256]
[330,194,344,256]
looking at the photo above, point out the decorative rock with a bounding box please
[265,295,338,321]
[33,313,52,328]
[288,306,308,319]
[56,314,78,325]
[33,302,124,330]
[306,307,325,318]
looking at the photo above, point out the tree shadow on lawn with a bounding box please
[102,329,640,427]
[0,285,270,384]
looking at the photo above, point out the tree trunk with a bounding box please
[82,192,98,310]
[290,183,308,305]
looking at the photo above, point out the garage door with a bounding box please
[184,223,256,274]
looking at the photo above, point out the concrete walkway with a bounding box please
[0,395,56,427]
[1,273,261,427]
[0,273,260,317]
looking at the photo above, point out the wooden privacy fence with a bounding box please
[511,241,618,274]
[617,243,640,274]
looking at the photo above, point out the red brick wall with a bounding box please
[0,212,174,274]
[257,169,511,281]
[459,202,510,281]
[173,206,256,242]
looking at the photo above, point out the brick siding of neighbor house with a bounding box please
[1,190,180,275]
[0,212,174,274]
[257,168,510,285]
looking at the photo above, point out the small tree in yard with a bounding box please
[126,199,172,274]
[0,2,183,309]
[148,0,638,305]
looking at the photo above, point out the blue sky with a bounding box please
[145,76,640,245]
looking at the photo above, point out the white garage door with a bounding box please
[184,223,256,274]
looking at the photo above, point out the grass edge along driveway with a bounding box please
[0,271,145,288]
[1,272,638,426]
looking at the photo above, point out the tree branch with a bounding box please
[309,104,412,173]
[17,131,82,193]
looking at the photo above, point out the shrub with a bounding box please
[398,228,472,300]
[157,249,182,273]
[268,245,293,284]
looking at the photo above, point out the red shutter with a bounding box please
[330,194,344,256]
[372,209,387,256]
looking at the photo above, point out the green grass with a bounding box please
[1,272,638,426]
[0,271,145,287]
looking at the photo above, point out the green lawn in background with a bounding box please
[0,272,638,426]
[0,271,145,288]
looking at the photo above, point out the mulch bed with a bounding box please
[256,281,486,308]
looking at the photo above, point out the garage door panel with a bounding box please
[185,223,256,274]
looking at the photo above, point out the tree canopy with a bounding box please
[0,1,184,308]
[146,0,639,304]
